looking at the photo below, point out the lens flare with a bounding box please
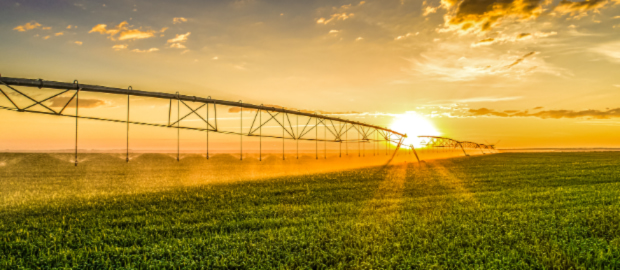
[389,112,441,147]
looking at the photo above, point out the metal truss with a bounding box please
[417,136,496,156]
[0,76,409,165]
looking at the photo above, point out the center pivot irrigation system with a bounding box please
[0,76,495,166]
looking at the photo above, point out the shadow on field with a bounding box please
[0,150,433,208]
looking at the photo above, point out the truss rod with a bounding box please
[0,77,406,137]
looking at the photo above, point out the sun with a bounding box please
[388,112,441,147]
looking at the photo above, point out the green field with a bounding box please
[1,152,620,269]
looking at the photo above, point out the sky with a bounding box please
[1,0,620,150]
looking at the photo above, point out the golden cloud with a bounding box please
[112,44,128,50]
[13,21,42,32]
[173,17,188,24]
[441,0,548,33]
[316,13,354,24]
[469,107,620,119]
[89,22,127,36]
[504,52,536,69]
[131,48,159,53]
[395,32,418,40]
[50,97,106,108]
[167,32,191,43]
[75,41,83,45]
[227,105,361,116]
[517,33,531,38]
[553,0,608,18]
[119,29,155,40]
[169,43,186,49]
[471,32,556,46]
[89,21,156,41]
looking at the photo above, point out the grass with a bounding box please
[1,152,620,269]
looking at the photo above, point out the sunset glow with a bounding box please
[389,112,441,147]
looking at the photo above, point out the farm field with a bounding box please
[1,152,620,268]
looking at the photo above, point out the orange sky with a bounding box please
[1,0,620,150]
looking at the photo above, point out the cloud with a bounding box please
[456,96,523,103]
[533,106,544,110]
[395,32,418,40]
[89,22,127,36]
[55,32,64,36]
[131,48,159,53]
[469,108,510,117]
[504,52,536,69]
[43,36,50,40]
[89,21,156,41]
[167,32,191,43]
[408,49,559,81]
[329,29,340,34]
[112,44,128,50]
[517,33,531,39]
[227,105,362,116]
[170,43,186,49]
[440,0,548,34]
[75,41,83,45]
[423,5,438,16]
[119,29,155,40]
[473,37,495,46]
[356,37,364,41]
[173,17,188,24]
[590,41,620,62]
[50,97,106,108]
[553,0,608,19]
[471,32,557,47]
[468,107,620,119]
[316,13,354,24]
[13,21,42,32]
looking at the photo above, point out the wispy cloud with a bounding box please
[395,32,418,40]
[471,32,557,47]
[50,97,105,108]
[119,29,155,40]
[170,43,186,49]
[316,13,354,24]
[167,32,191,43]
[504,52,536,69]
[456,96,523,103]
[89,22,127,37]
[408,50,559,81]
[13,21,43,32]
[131,48,159,53]
[468,107,620,119]
[173,17,188,24]
[112,44,128,50]
[439,0,547,34]
[89,21,157,41]
[552,0,609,19]
[590,41,620,62]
